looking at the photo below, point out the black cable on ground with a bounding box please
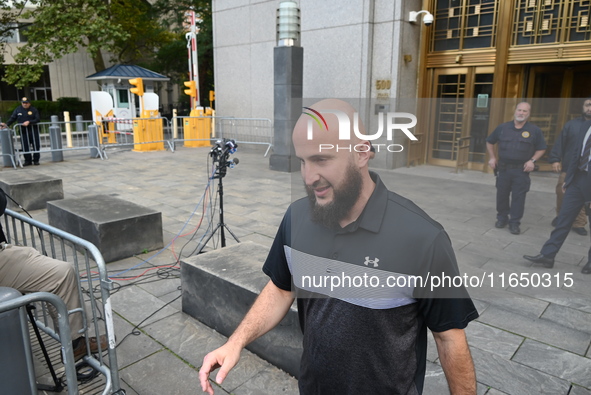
[116,287,182,349]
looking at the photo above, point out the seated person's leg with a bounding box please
[0,245,83,340]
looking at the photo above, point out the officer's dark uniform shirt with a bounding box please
[263,172,478,395]
[6,104,40,127]
[549,116,589,173]
[486,121,546,164]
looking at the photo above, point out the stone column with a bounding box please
[269,45,303,172]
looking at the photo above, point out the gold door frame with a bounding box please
[428,66,495,170]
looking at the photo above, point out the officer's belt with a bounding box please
[498,162,524,170]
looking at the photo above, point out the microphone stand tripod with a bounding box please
[196,147,240,254]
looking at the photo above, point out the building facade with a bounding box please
[417,0,591,172]
[213,0,591,170]
[213,0,422,169]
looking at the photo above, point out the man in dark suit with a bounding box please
[524,119,591,274]
[548,97,591,235]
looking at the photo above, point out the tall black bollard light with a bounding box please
[269,1,303,172]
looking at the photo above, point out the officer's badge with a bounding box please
[522,131,530,138]
[28,111,32,115]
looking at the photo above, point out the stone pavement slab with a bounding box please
[470,347,571,394]
[464,321,524,360]
[111,314,164,370]
[512,339,591,388]
[477,305,590,354]
[109,285,179,328]
[119,350,206,395]
[572,386,591,395]
[142,312,228,369]
[540,303,591,333]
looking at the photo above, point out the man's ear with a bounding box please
[356,140,372,167]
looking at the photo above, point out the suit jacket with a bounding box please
[0,188,6,243]
[565,119,591,189]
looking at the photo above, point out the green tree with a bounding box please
[0,0,214,106]
[1,0,173,88]
[151,0,214,106]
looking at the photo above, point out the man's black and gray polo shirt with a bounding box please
[263,172,478,395]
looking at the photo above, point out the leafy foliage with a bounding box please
[151,0,214,105]
[2,0,129,87]
[0,0,214,105]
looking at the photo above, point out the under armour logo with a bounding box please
[364,256,379,267]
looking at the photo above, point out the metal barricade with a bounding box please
[100,117,174,153]
[0,291,79,394]
[2,209,123,395]
[13,120,105,165]
[172,116,273,156]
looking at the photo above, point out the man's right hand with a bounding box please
[488,158,497,169]
[552,162,561,173]
[198,280,294,394]
[199,343,242,394]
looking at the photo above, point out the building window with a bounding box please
[513,0,591,45]
[432,0,498,52]
[0,65,51,101]
[568,0,591,41]
[1,23,29,43]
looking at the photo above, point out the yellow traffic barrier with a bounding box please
[183,108,212,147]
[95,110,117,143]
[106,119,117,143]
[132,111,165,151]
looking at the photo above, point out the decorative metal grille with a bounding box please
[432,74,466,160]
[513,0,591,45]
[432,0,498,51]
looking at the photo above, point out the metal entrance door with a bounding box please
[429,67,494,170]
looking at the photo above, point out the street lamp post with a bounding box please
[270,1,303,172]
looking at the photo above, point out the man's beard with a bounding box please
[305,164,363,229]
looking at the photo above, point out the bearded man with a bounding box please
[199,99,478,395]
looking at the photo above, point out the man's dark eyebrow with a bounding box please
[307,154,333,161]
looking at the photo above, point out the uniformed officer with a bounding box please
[0,97,41,166]
[486,102,547,235]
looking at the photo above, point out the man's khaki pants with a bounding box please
[0,245,83,340]
[557,172,587,228]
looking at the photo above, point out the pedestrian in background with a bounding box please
[0,97,41,166]
[525,119,591,274]
[548,96,591,236]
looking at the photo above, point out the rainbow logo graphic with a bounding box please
[302,107,328,130]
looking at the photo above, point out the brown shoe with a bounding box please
[72,335,108,361]
[88,335,108,353]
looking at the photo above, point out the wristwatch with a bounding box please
[530,158,536,163]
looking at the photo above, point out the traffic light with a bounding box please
[129,78,144,96]
[184,80,197,98]
[209,90,215,103]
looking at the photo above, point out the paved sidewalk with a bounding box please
[19,146,591,395]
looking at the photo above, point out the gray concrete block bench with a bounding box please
[181,241,303,377]
[47,194,163,263]
[0,171,64,211]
